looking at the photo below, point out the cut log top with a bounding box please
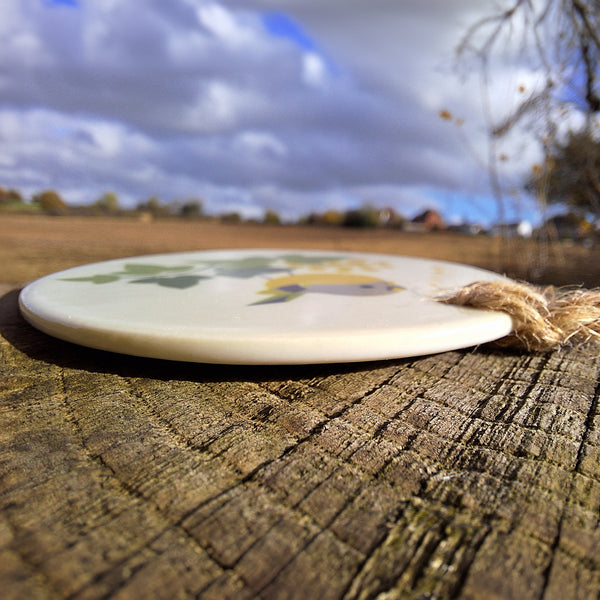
[1,286,600,600]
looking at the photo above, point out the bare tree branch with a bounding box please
[458,0,600,130]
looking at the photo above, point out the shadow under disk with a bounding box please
[0,288,415,384]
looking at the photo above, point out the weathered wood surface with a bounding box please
[2,285,600,600]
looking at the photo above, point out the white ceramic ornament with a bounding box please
[19,249,513,364]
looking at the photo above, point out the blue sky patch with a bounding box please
[262,11,339,79]
[556,62,599,111]
[262,12,317,52]
[44,0,79,7]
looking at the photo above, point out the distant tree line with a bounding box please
[1,170,599,243]
[0,187,206,220]
[0,185,450,231]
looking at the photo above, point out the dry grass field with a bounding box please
[1,213,598,288]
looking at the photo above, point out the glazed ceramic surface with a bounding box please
[19,249,514,364]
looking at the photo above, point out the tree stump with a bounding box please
[1,286,599,599]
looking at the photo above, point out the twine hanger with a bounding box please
[441,280,600,351]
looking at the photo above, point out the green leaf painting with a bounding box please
[130,276,207,289]
[197,256,289,279]
[121,264,193,275]
[280,254,344,265]
[63,274,121,284]
[62,263,193,285]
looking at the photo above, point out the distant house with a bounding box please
[410,209,445,232]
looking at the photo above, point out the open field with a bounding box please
[1,213,598,288]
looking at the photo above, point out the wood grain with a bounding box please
[2,285,600,599]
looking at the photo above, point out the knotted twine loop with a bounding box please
[440,280,600,351]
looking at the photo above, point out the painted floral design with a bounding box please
[61,253,404,303]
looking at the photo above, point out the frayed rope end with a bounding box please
[440,280,600,352]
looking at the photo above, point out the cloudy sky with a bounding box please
[0,0,553,224]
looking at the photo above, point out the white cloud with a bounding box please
[0,0,557,224]
[185,81,242,131]
[196,2,259,47]
[234,131,287,157]
[302,52,328,87]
